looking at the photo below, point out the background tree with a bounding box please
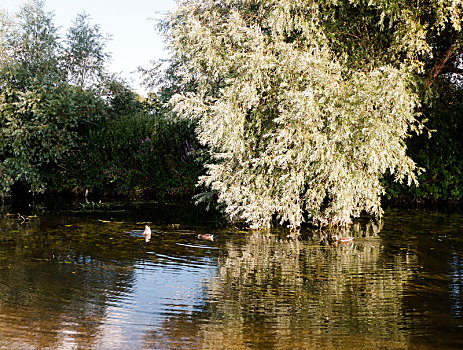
[62,12,110,89]
[0,0,106,196]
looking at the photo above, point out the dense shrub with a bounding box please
[51,110,203,197]
[384,81,463,203]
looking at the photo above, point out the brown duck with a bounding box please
[331,236,354,247]
[197,233,214,241]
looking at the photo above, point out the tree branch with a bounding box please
[427,44,459,87]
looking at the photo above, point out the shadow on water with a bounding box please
[0,201,462,349]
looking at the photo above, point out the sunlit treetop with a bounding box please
[154,0,459,229]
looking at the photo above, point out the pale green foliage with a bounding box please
[1,0,62,82]
[0,9,7,61]
[63,12,110,88]
[166,0,429,228]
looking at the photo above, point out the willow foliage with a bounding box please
[165,0,459,228]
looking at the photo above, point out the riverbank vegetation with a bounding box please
[0,1,201,199]
[1,0,462,227]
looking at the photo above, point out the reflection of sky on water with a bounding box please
[97,256,217,349]
[450,253,462,319]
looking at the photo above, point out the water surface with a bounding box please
[0,202,462,349]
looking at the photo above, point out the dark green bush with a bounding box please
[384,81,463,203]
[55,110,203,197]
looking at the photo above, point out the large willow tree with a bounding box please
[164,0,462,228]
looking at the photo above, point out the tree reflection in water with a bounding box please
[204,221,413,348]
[143,220,423,349]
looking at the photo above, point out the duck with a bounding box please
[197,233,214,241]
[331,236,354,247]
[143,225,152,242]
[337,236,354,243]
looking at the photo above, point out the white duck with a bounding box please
[143,225,152,242]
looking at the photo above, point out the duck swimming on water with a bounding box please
[331,235,354,247]
[197,233,214,241]
[337,236,354,243]
[143,225,152,242]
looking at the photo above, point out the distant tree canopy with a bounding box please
[161,0,462,228]
[63,12,110,89]
[0,0,110,195]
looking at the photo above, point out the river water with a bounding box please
[0,201,461,349]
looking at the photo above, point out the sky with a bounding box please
[0,0,176,95]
